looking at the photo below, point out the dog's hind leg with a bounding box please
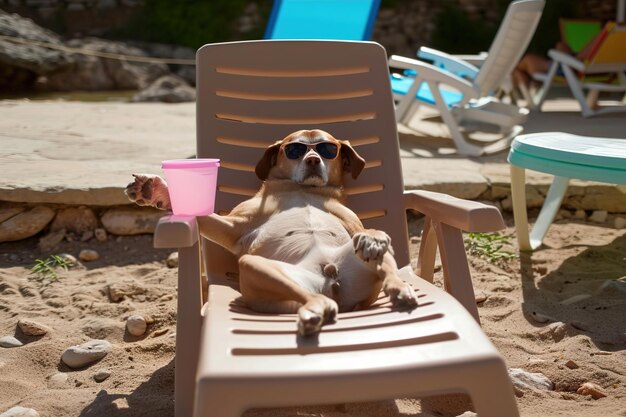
[237,254,338,336]
[350,230,418,309]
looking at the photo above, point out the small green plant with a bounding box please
[465,232,517,264]
[29,255,73,284]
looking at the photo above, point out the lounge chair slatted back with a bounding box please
[474,0,545,96]
[196,40,410,266]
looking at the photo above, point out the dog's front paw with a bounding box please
[384,279,418,309]
[125,174,171,210]
[353,230,393,264]
[297,295,338,336]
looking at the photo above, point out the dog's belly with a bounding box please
[244,206,351,263]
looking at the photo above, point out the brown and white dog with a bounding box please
[126,129,417,335]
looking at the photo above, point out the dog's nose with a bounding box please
[305,154,321,165]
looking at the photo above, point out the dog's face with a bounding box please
[255,130,365,186]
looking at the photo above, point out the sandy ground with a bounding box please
[0,212,625,417]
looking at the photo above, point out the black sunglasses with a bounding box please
[283,141,340,160]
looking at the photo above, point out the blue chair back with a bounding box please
[264,0,381,40]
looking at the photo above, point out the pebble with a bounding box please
[529,311,553,324]
[589,210,608,223]
[81,230,94,242]
[166,251,179,268]
[508,368,554,392]
[57,253,78,267]
[93,368,111,382]
[79,249,99,262]
[474,290,487,303]
[126,315,148,336]
[61,339,112,369]
[0,336,23,348]
[614,216,626,229]
[0,407,39,417]
[539,322,569,342]
[94,228,108,242]
[18,319,52,336]
[564,360,579,369]
[48,372,68,389]
[577,382,607,399]
[573,209,587,220]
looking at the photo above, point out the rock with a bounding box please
[474,290,487,303]
[79,249,99,262]
[0,335,23,348]
[614,216,626,229]
[577,382,607,399]
[539,322,569,342]
[50,207,98,234]
[564,360,579,369]
[101,207,166,235]
[93,368,111,382]
[57,253,79,267]
[529,310,553,324]
[18,319,51,336]
[589,210,608,223]
[0,206,25,223]
[107,282,146,302]
[81,230,94,242]
[126,314,147,336]
[0,11,74,91]
[573,209,587,220]
[0,206,55,243]
[508,368,553,392]
[94,228,108,242]
[455,413,477,417]
[48,372,68,388]
[132,74,196,103]
[39,37,169,92]
[166,252,179,268]
[0,406,40,417]
[61,339,112,369]
[38,228,66,252]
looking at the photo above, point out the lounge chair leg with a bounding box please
[175,243,203,417]
[417,217,437,283]
[433,221,480,323]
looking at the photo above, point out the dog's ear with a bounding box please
[255,141,282,180]
[339,140,366,179]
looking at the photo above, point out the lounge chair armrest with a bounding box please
[417,46,480,79]
[547,49,585,72]
[389,55,479,98]
[404,190,505,232]
[153,215,199,248]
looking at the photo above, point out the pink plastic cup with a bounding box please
[161,158,220,216]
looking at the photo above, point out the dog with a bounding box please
[125,129,417,335]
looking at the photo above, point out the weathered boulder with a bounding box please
[132,74,196,103]
[50,206,99,234]
[39,37,169,92]
[0,11,74,91]
[0,206,55,242]
[101,207,166,235]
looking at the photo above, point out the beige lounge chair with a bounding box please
[153,40,518,417]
